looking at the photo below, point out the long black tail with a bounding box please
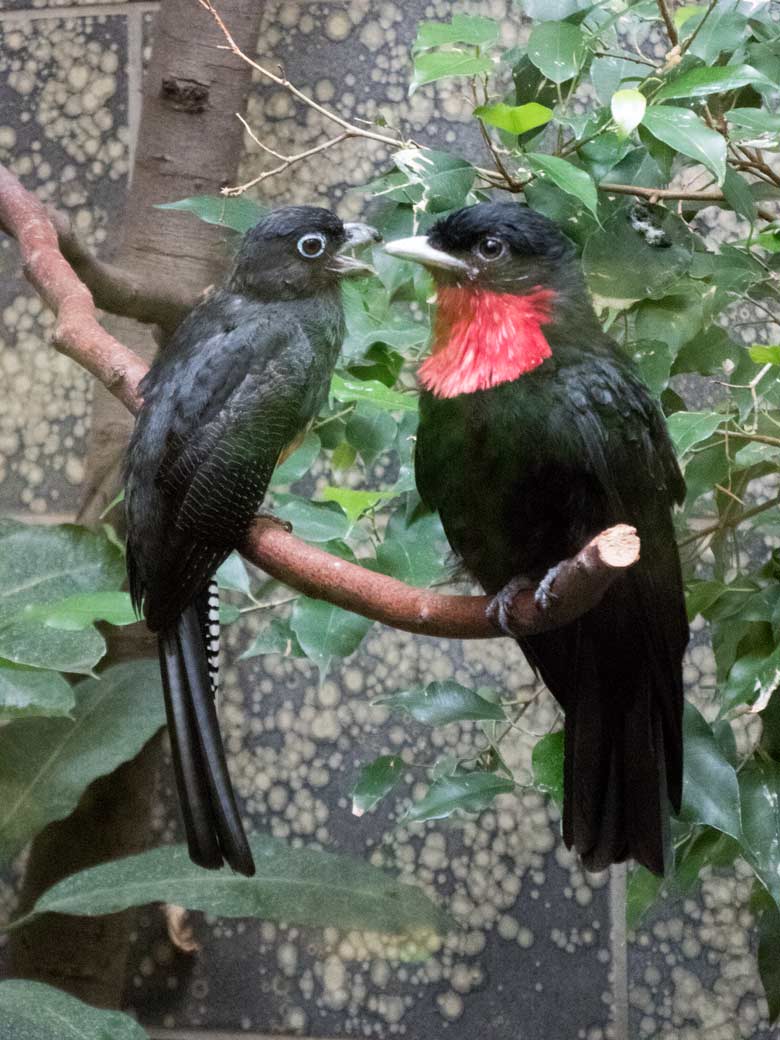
[521,581,683,877]
[158,587,255,876]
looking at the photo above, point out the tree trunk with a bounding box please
[10,0,263,1006]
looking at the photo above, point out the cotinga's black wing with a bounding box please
[521,354,687,873]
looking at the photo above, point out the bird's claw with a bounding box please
[255,509,293,533]
[487,574,536,636]
[534,563,562,612]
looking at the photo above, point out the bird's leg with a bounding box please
[534,562,563,612]
[487,574,537,636]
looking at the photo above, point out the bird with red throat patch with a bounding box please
[385,202,688,876]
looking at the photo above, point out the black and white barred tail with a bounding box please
[157,586,254,876]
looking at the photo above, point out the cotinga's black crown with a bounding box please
[430,201,573,262]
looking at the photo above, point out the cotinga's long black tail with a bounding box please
[158,586,255,876]
[521,576,684,877]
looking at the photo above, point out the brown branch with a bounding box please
[245,521,639,638]
[656,0,678,46]
[47,209,196,333]
[0,160,641,639]
[0,165,146,414]
[678,492,780,548]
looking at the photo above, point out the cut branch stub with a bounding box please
[487,524,640,639]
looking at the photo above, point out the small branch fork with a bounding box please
[0,162,639,640]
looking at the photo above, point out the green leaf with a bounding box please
[331,373,417,412]
[740,759,780,906]
[531,730,564,807]
[722,641,780,715]
[582,205,693,302]
[0,661,165,865]
[474,101,553,134]
[352,755,404,816]
[635,294,703,355]
[759,901,780,1022]
[683,8,747,64]
[0,979,149,1040]
[626,866,664,928]
[527,21,586,84]
[155,195,267,233]
[290,596,373,677]
[0,662,74,720]
[527,153,598,218]
[611,89,646,135]
[685,579,728,621]
[272,432,321,484]
[757,228,780,254]
[679,702,742,840]
[273,494,350,543]
[240,618,303,661]
[402,772,515,824]
[321,487,395,524]
[375,506,450,586]
[392,149,476,212]
[722,167,757,225]
[521,0,591,17]
[9,836,452,941]
[666,411,723,455]
[215,552,253,597]
[411,51,493,92]
[29,590,137,631]
[414,14,499,49]
[0,521,125,674]
[642,106,727,184]
[656,64,776,101]
[346,402,398,466]
[628,340,674,395]
[375,681,505,725]
[591,55,650,105]
[749,345,780,365]
[726,108,780,149]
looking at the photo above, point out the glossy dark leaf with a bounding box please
[679,702,742,840]
[0,662,74,721]
[273,494,350,543]
[532,730,564,807]
[740,759,780,905]
[290,596,373,677]
[155,195,267,232]
[402,772,515,824]
[10,836,453,940]
[0,662,165,864]
[0,980,149,1040]
[375,681,506,725]
[352,755,404,816]
[527,21,586,84]
[759,901,780,1022]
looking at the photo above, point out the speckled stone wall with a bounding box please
[1,3,778,1039]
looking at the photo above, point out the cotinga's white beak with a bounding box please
[384,236,473,275]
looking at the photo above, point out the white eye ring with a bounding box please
[477,236,506,262]
[297,232,327,259]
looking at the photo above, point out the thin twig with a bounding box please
[656,0,679,46]
[679,0,718,56]
[678,492,780,548]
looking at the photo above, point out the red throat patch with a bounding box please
[419,285,556,398]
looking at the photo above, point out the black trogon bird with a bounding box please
[386,202,688,875]
[124,206,378,876]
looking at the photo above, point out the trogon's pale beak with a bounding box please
[334,222,382,276]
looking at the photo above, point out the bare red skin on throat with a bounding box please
[419,285,556,399]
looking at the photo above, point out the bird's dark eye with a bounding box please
[297,232,327,259]
[477,236,506,262]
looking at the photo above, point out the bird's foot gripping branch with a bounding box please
[0,162,638,642]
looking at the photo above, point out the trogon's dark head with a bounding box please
[229,205,379,300]
[385,201,577,295]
